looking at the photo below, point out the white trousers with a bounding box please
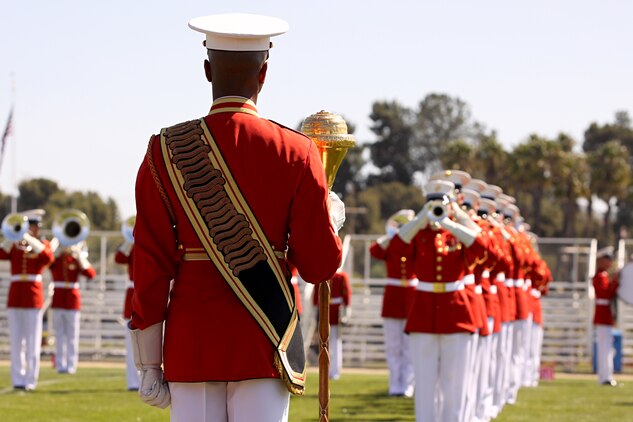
[508,319,529,404]
[410,332,471,422]
[169,379,290,422]
[53,309,80,373]
[473,320,493,422]
[479,322,498,421]
[521,314,534,387]
[330,325,343,379]
[596,325,614,384]
[491,323,510,417]
[527,323,543,387]
[7,308,43,389]
[383,318,414,396]
[124,319,140,389]
[461,331,479,422]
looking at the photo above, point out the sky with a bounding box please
[1,0,632,219]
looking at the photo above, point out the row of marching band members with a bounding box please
[370,170,552,422]
[0,209,138,392]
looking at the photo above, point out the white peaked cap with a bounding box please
[431,169,471,189]
[424,180,455,201]
[479,198,497,213]
[503,203,520,219]
[499,193,516,205]
[464,178,487,193]
[22,209,45,222]
[481,184,502,200]
[597,246,614,259]
[461,188,481,207]
[387,209,415,227]
[189,13,289,51]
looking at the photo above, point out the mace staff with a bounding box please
[301,111,355,422]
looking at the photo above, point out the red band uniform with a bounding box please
[115,240,139,390]
[0,209,54,390]
[50,245,96,374]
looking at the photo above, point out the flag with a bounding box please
[0,106,13,174]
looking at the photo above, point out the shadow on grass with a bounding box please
[614,401,633,407]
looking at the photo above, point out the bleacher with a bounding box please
[0,231,632,373]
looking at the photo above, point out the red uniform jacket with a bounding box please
[396,226,486,334]
[50,250,96,310]
[0,240,54,308]
[593,270,618,326]
[508,229,529,321]
[132,97,342,383]
[369,238,417,319]
[115,247,135,319]
[312,271,351,325]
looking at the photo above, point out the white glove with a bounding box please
[450,202,480,231]
[328,191,346,234]
[340,305,351,325]
[1,239,13,253]
[23,233,45,254]
[118,241,133,256]
[49,238,60,255]
[438,217,481,247]
[129,322,171,409]
[398,203,431,243]
[376,235,391,250]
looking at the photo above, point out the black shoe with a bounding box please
[13,386,25,391]
[601,380,618,387]
[128,387,139,392]
[389,393,405,397]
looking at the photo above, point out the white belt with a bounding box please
[10,274,43,283]
[595,299,610,306]
[489,285,498,294]
[463,274,475,285]
[496,273,506,283]
[514,279,525,288]
[126,281,135,289]
[417,279,464,293]
[53,281,79,289]
[386,278,419,287]
[331,297,344,305]
[481,270,490,279]
[531,289,541,298]
[523,279,531,291]
[505,278,514,288]
[475,285,483,294]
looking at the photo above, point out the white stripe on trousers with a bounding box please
[410,332,471,422]
[53,309,80,373]
[383,318,414,396]
[7,308,43,388]
[124,319,140,389]
[169,379,290,422]
[596,324,614,384]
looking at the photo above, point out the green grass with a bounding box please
[1,366,632,421]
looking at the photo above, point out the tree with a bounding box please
[368,101,418,184]
[17,178,61,211]
[587,141,631,243]
[438,139,475,172]
[471,133,509,186]
[356,182,425,234]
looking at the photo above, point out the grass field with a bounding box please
[1,365,632,421]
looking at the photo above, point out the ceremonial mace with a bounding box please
[301,111,356,422]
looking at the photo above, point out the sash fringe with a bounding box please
[274,352,305,396]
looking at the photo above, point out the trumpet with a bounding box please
[121,215,136,244]
[427,200,449,222]
[52,209,90,247]
[1,213,29,242]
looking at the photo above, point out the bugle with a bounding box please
[1,213,29,242]
[52,209,90,247]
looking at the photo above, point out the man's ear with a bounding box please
[204,59,212,83]
[257,61,268,92]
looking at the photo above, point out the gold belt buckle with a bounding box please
[20,274,28,282]
[433,283,446,293]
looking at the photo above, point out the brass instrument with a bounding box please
[121,215,136,243]
[52,209,90,247]
[427,199,449,222]
[301,111,355,422]
[1,213,29,242]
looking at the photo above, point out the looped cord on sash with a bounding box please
[164,120,268,276]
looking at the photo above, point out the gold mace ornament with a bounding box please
[301,111,355,422]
